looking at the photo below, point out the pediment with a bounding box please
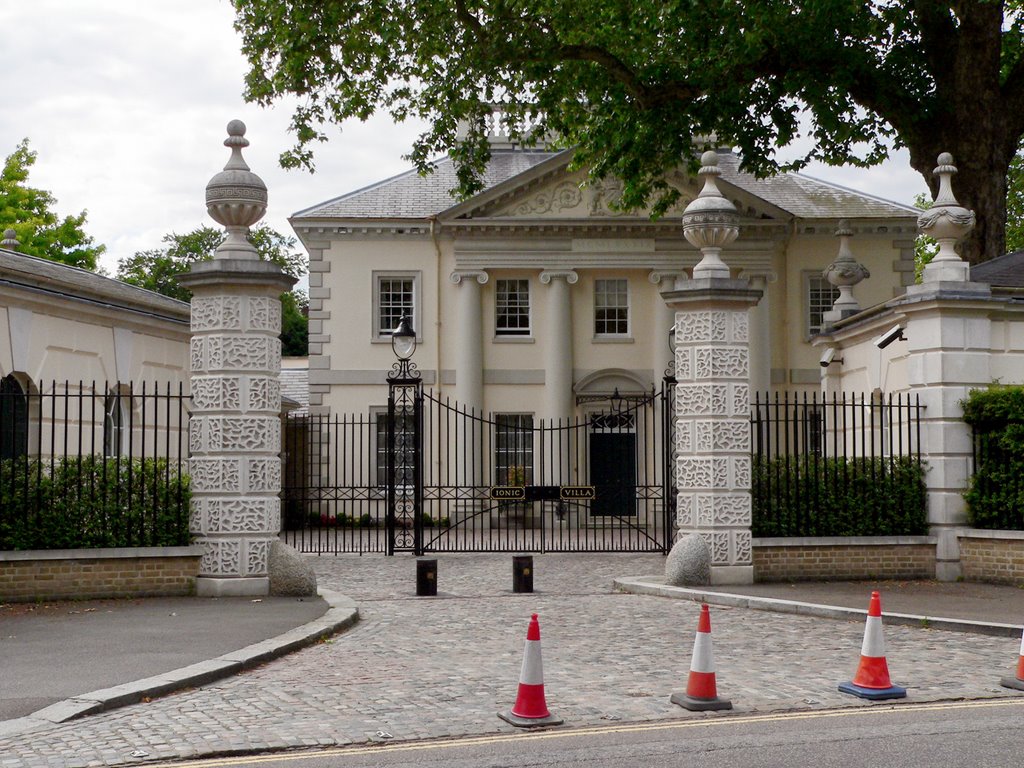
[477,171,697,220]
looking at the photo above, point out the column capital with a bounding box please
[540,269,579,285]
[649,270,685,285]
[449,269,489,285]
[738,269,778,284]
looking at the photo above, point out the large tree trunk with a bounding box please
[901,0,1017,266]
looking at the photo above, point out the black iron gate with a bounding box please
[282,385,675,554]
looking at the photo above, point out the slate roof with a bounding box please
[293,150,558,220]
[0,247,190,322]
[715,153,918,220]
[971,250,1024,287]
[293,148,918,224]
[280,359,309,416]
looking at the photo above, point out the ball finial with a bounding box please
[226,119,246,137]
[700,150,718,167]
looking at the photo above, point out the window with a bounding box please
[0,375,28,460]
[495,279,531,336]
[806,274,840,336]
[104,388,128,458]
[494,414,534,485]
[594,279,629,336]
[373,273,418,339]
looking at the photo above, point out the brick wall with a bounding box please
[0,547,202,602]
[960,532,1024,586]
[753,537,936,582]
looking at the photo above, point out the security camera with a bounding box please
[819,347,841,367]
[874,325,905,350]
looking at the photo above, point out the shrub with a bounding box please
[962,386,1024,529]
[752,455,927,537]
[0,455,190,550]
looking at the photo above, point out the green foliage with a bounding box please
[1008,151,1024,253]
[0,455,191,550]
[232,0,1024,263]
[116,224,307,298]
[280,290,309,357]
[961,386,1024,529]
[912,193,937,282]
[116,224,308,355]
[752,456,928,538]
[0,139,105,270]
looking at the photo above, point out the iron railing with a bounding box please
[750,391,926,538]
[0,381,191,550]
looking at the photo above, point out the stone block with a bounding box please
[268,541,317,597]
[665,533,710,586]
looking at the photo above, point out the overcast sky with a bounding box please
[3,0,929,279]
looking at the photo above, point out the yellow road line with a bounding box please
[152,698,1024,767]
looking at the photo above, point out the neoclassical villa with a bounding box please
[291,134,918,425]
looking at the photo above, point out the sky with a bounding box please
[3,0,929,279]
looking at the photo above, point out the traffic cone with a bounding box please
[498,613,564,727]
[671,603,732,711]
[838,591,907,700]
[999,625,1024,691]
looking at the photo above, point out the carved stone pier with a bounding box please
[181,121,296,597]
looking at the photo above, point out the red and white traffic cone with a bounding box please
[671,603,732,711]
[999,625,1024,691]
[498,613,564,727]
[838,591,907,700]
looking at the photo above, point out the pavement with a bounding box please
[2,552,1024,768]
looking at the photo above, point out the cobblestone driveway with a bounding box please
[1,553,1017,767]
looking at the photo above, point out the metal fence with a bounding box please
[281,384,675,555]
[750,391,927,537]
[0,381,191,550]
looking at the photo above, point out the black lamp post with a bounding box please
[386,315,422,555]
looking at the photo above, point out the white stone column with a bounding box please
[539,269,578,422]
[650,271,683,381]
[449,270,488,412]
[182,121,296,597]
[740,271,774,395]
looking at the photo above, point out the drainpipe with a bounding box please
[430,216,443,395]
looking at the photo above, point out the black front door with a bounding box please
[590,432,636,516]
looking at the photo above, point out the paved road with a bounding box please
[1,553,1021,768]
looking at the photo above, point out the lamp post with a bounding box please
[385,315,422,555]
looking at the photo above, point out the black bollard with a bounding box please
[416,558,438,596]
[513,554,534,593]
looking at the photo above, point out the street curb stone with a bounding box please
[0,589,359,738]
[614,577,1024,638]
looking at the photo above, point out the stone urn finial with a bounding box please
[682,150,739,280]
[917,153,975,283]
[822,220,869,317]
[205,120,267,260]
[1,229,19,251]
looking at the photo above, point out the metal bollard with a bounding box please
[416,558,437,596]
[513,554,533,593]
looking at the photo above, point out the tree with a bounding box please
[117,224,309,355]
[0,139,105,270]
[233,0,1024,265]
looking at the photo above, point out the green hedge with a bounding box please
[752,455,928,538]
[0,455,191,550]
[962,386,1024,529]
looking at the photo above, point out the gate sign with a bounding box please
[560,486,596,500]
[490,486,526,500]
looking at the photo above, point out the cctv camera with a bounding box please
[874,325,905,350]
[819,348,837,367]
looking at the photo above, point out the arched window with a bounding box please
[104,387,128,458]
[0,374,28,460]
